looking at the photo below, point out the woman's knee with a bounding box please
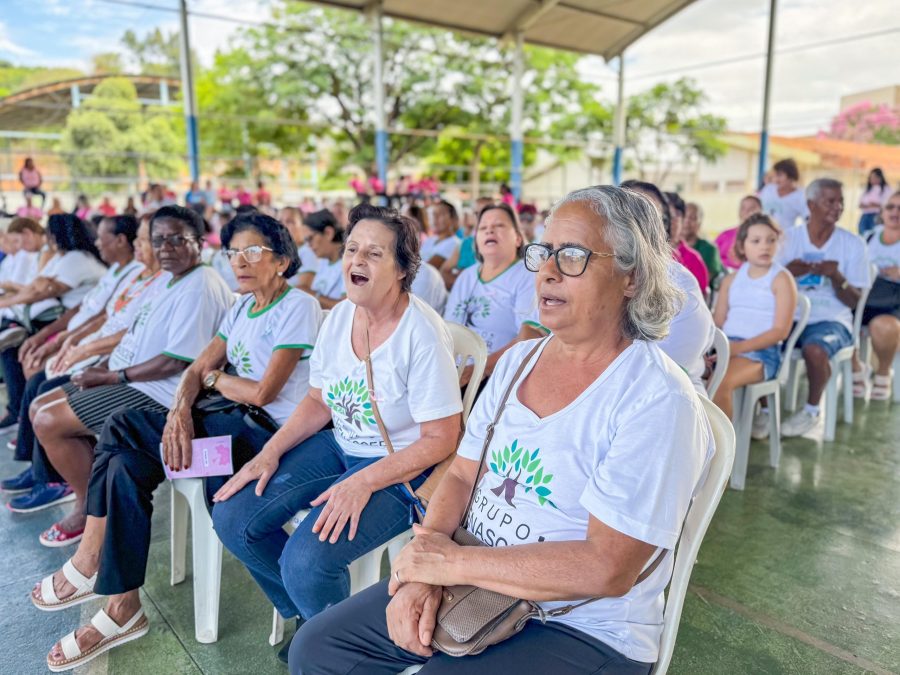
[869,315,900,342]
[212,497,257,553]
[288,612,333,675]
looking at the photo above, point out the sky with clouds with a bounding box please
[0,0,897,137]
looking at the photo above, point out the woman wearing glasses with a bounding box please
[303,208,346,309]
[290,186,714,675]
[33,212,322,671]
[443,203,537,381]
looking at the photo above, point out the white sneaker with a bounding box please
[781,410,820,437]
[751,409,770,439]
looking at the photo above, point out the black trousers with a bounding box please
[86,405,273,595]
[16,371,69,483]
[289,579,653,675]
[0,316,54,419]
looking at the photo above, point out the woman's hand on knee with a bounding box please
[309,475,373,543]
[389,524,458,592]
[162,411,195,471]
[386,582,440,658]
[212,450,279,502]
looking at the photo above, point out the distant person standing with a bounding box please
[255,180,272,208]
[858,168,892,237]
[758,158,809,229]
[19,158,46,207]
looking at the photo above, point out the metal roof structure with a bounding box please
[0,75,180,131]
[306,0,698,60]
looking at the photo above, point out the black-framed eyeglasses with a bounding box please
[523,243,616,277]
[151,234,197,249]
[224,245,274,264]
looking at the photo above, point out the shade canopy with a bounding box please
[309,0,698,59]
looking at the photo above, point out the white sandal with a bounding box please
[871,373,893,401]
[852,366,870,398]
[47,607,149,672]
[32,559,98,612]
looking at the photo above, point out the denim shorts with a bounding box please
[731,338,781,380]
[796,321,853,358]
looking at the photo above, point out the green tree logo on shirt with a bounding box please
[454,296,491,325]
[228,341,253,375]
[326,377,377,430]
[489,439,556,509]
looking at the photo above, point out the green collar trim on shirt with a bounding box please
[477,259,520,284]
[879,231,900,247]
[166,264,202,289]
[248,287,292,318]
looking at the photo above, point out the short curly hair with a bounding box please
[347,203,420,293]
[221,212,301,279]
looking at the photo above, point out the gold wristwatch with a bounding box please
[203,370,222,390]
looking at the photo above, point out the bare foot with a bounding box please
[47,597,144,666]
[57,509,87,533]
[31,556,97,605]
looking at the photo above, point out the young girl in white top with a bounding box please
[713,213,797,418]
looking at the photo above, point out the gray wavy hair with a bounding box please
[548,185,683,341]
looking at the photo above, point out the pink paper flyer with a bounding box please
[161,436,234,479]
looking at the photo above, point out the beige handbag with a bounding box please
[429,339,666,657]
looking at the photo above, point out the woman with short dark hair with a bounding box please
[758,157,808,229]
[303,208,346,309]
[211,203,462,640]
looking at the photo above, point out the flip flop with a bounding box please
[871,373,892,401]
[47,607,149,672]
[40,522,85,548]
[32,559,98,612]
[852,366,870,398]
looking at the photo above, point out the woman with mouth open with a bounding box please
[288,185,714,675]
[211,203,463,650]
[443,203,542,384]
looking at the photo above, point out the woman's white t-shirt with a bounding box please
[758,183,809,230]
[21,250,108,322]
[658,262,715,394]
[867,226,900,283]
[421,235,459,263]
[458,338,714,663]
[411,262,448,314]
[311,258,345,299]
[217,288,323,425]
[108,266,234,407]
[288,245,320,286]
[444,261,536,353]
[309,295,462,458]
[68,259,144,332]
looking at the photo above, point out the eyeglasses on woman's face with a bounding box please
[151,234,197,249]
[224,244,274,264]
[523,243,616,277]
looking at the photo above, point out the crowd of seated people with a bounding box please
[0,163,896,674]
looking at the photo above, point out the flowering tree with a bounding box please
[826,101,900,145]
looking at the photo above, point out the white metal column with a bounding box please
[178,0,200,182]
[510,32,525,202]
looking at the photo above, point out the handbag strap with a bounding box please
[363,322,425,520]
[454,335,670,619]
[458,337,547,528]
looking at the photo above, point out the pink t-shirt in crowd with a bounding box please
[368,176,385,193]
[715,228,741,270]
[16,205,42,219]
[20,168,41,189]
[674,241,709,291]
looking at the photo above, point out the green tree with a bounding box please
[625,77,727,184]
[58,77,181,192]
[92,52,124,75]
[121,28,182,76]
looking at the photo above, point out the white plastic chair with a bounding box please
[268,323,489,646]
[170,479,223,643]
[784,266,876,441]
[859,326,900,404]
[705,328,730,399]
[398,397,734,675]
[729,295,810,490]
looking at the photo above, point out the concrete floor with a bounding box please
[0,393,897,675]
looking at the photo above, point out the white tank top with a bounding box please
[722,262,785,339]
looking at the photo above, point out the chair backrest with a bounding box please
[776,294,811,385]
[445,322,488,423]
[652,397,735,675]
[850,264,877,350]
[705,328,730,398]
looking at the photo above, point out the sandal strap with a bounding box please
[60,630,81,660]
[90,607,145,639]
[40,574,59,605]
[873,374,892,386]
[62,558,95,592]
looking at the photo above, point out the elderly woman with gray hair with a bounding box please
[289,186,716,675]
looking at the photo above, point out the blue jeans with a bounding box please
[212,430,423,620]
